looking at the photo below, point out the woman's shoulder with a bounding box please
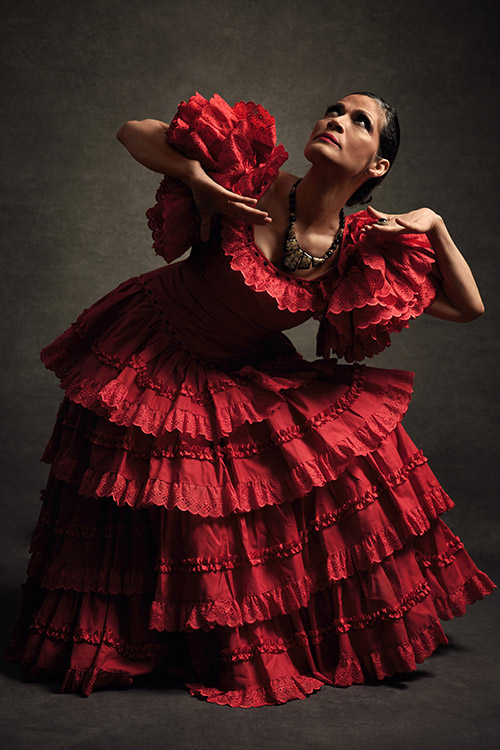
[256,170,299,211]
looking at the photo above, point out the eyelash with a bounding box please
[325,108,371,131]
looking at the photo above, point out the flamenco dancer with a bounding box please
[5,90,497,707]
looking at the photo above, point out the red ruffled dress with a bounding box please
[5,93,496,707]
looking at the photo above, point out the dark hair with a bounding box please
[344,91,400,207]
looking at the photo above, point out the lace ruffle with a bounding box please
[187,673,324,708]
[27,554,155,596]
[424,569,496,619]
[40,272,317,442]
[145,92,288,263]
[219,218,352,314]
[43,368,416,516]
[316,212,440,361]
[151,522,472,632]
[7,527,497,704]
[154,490,453,575]
[186,618,448,706]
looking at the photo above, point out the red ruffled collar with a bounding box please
[220,212,360,314]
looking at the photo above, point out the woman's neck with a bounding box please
[296,165,360,231]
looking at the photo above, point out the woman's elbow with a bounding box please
[116,120,138,143]
[458,302,485,322]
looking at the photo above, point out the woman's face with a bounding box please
[304,94,390,180]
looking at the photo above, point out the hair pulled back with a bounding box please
[344,91,400,207]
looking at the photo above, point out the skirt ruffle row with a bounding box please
[5,272,497,708]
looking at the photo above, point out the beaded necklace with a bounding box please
[280,179,345,272]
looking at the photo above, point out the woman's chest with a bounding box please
[253,175,343,281]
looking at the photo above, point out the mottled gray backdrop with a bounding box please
[2,0,499,580]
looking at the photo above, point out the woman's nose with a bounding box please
[326,115,344,132]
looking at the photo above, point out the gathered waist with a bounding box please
[137,263,301,369]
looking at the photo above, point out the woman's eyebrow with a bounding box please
[326,102,374,126]
[326,102,344,113]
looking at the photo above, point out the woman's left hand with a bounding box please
[361,205,441,236]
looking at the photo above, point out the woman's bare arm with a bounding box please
[116,118,272,240]
[362,206,485,323]
[116,119,204,182]
[423,216,485,322]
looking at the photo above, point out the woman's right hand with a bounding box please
[186,169,272,242]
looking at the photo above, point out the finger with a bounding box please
[223,189,258,205]
[245,215,273,225]
[360,223,403,236]
[229,203,271,221]
[366,205,388,219]
[395,217,414,228]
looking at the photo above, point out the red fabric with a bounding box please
[5,93,496,707]
[145,92,288,262]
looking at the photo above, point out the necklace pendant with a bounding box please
[284,236,301,253]
[297,252,312,269]
[311,255,326,267]
[281,250,310,271]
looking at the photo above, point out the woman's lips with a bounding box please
[315,133,340,147]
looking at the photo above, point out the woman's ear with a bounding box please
[367,158,390,178]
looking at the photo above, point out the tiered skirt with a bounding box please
[5,271,496,707]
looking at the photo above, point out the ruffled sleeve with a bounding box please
[145,93,288,263]
[316,211,441,362]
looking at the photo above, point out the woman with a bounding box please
[5,91,496,707]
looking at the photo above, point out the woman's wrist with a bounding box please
[427,212,445,239]
[182,160,206,188]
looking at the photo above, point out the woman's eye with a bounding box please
[356,115,371,130]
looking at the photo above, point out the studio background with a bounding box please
[1,1,499,748]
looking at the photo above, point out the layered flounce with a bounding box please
[40,363,418,517]
[145,92,288,263]
[39,270,320,444]
[8,262,496,705]
[6,445,496,706]
[316,212,441,361]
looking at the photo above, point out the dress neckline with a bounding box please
[246,214,353,286]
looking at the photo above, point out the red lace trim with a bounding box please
[66,376,283,441]
[27,555,155,596]
[187,673,324,707]
[53,364,364,463]
[60,420,219,462]
[221,610,444,665]
[219,219,350,314]
[26,614,173,661]
[72,318,269,404]
[149,560,433,632]
[155,482,452,574]
[149,519,495,633]
[415,537,465,568]
[432,570,497,619]
[49,429,419,520]
[187,619,448,705]
[47,370,414,517]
